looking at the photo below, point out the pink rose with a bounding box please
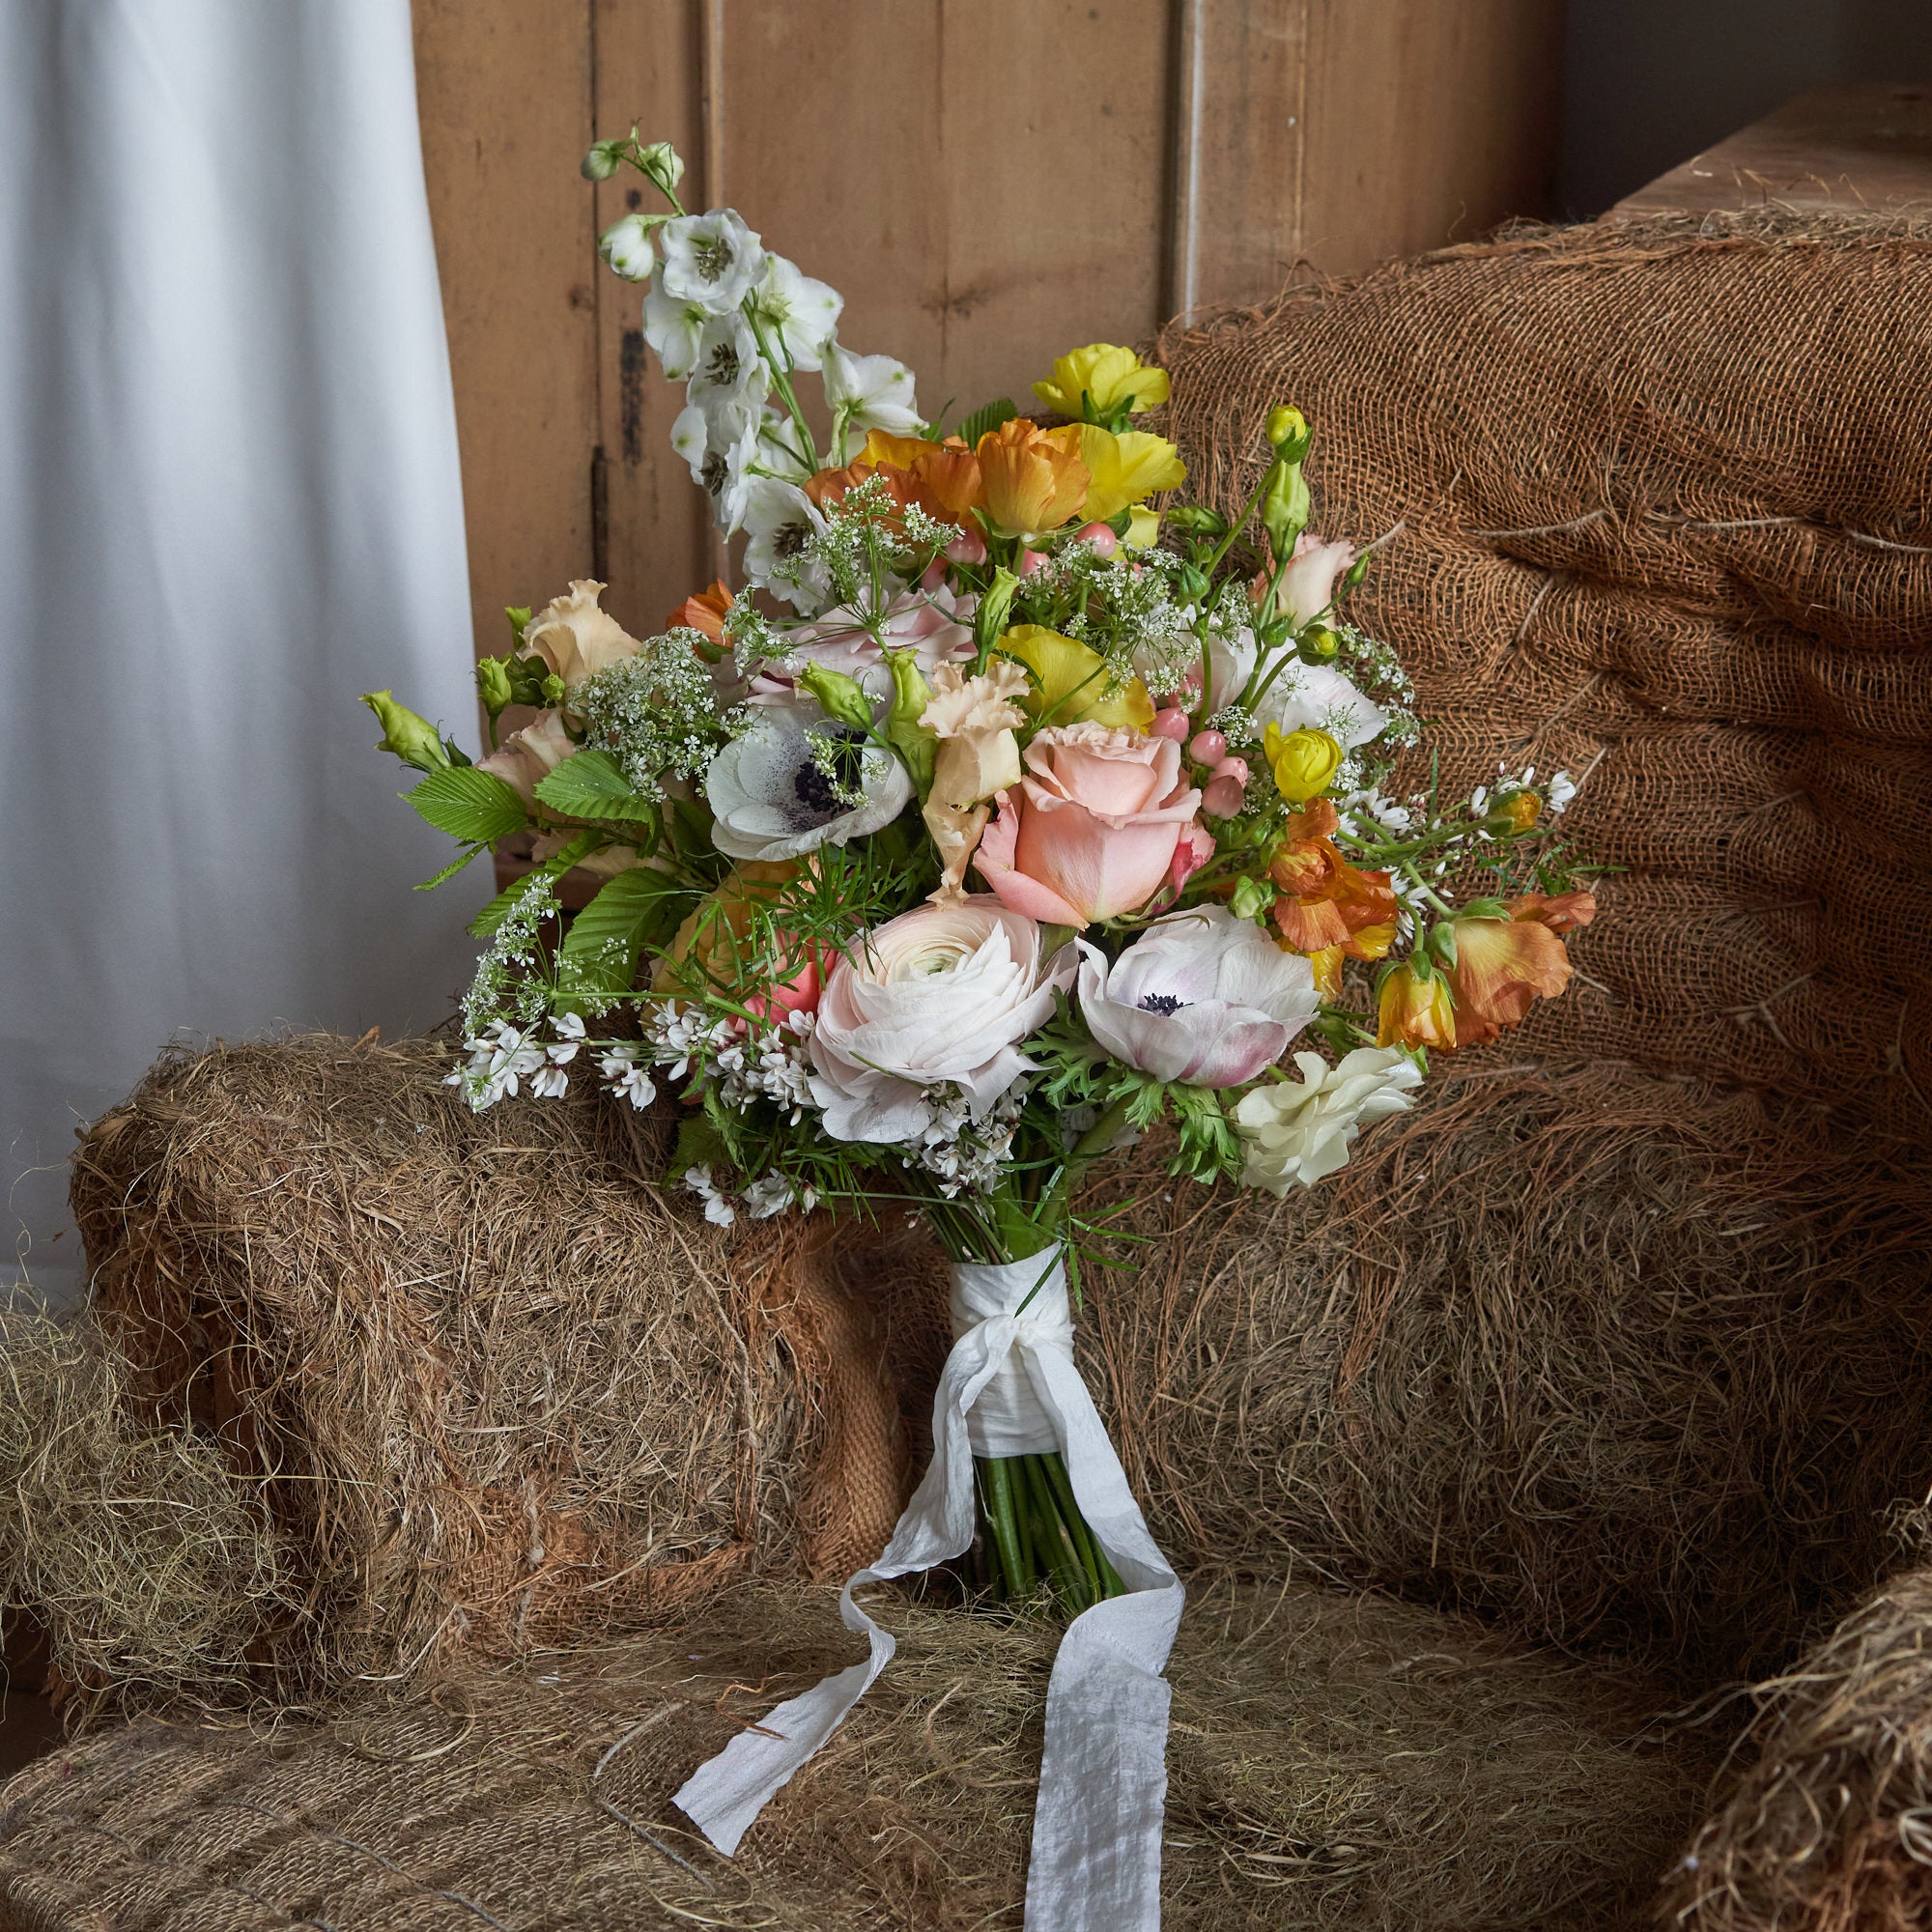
[973,724,1202,928]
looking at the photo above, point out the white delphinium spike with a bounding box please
[657,210,765,314]
[821,341,922,453]
[748,255,841,371]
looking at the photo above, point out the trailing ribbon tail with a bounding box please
[673,1249,1184,1932]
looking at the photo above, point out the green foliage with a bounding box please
[533,749,662,825]
[468,831,600,938]
[414,845,488,892]
[554,867,689,1004]
[407,766,529,844]
[955,398,1016,447]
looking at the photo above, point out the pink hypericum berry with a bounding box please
[1211,754,1249,786]
[1075,521,1120,557]
[945,527,988,566]
[1151,707,1191,741]
[1189,728,1227,766]
[1203,775,1246,818]
[1017,548,1052,579]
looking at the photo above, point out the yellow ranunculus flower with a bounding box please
[1076,425,1186,525]
[1032,343,1170,420]
[977,419,1089,538]
[1123,504,1160,549]
[998,624,1155,731]
[1264,723,1343,803]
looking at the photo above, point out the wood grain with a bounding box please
[1613,81,1932,219]
[412,0,600,663]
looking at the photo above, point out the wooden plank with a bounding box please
[1613,81,1932,219]
[589,0,711,640]
[1168,0,1562,314]
[412,0,600,663]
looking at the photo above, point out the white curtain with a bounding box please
[0,0,485,1309]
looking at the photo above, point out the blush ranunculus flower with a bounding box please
[807,897,1073,1142]
[1277,531,1358,633]
[1077,906,1319,1088]
[524,581,642,693]
[972,724,1203,928]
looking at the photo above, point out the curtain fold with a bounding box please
[0,0,484,1308]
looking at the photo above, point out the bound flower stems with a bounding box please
[977,1449,1125,1611]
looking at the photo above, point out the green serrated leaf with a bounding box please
[467,831,601,938]
[533,749,661,825]
[414,844,486,892]
[956,397,1017,447]
[407,766,529,844]
[668,1110,731,1187]
[555,867,685,1000]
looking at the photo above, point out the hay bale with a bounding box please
[0,1303,292,1710]
[60,1034,905,1696]
[1663,1563,1932,1931]
[0,1575,1717,1932]
[1159,212,1932,1125]
[55,1040,1932,1707]
[1069,1063,1932,1679]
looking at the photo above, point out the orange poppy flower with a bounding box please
[1444,913,1573,1044]
[976,418,1089,537]
[1267,800,1399,957]
[667,580,733,644]
[1377,961,1457,1051]
[1507,889,1597,935]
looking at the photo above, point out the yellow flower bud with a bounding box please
[1494,791,1541,834]
[1264,724,1343,804]
[1265,406,1307,447]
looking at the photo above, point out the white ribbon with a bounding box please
[674,1247,1184,1931]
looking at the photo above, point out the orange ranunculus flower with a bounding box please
[1378,960,1457,1051]
[1507,888,1597,935]
[977,418,1090,537]
[1444,912,1573,1045]
[668,580,733,644]
[1267,799,1399,956]
[1306,945,1344,1000]
[807,432,982,529]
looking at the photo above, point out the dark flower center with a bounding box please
[774,521,811,558]
[699,451,728,498]
[1137,992,1187,1015]
[702,342,742,386]
[692,236,734,281]
[792,725,867,819]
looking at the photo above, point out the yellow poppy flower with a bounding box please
[1076,426,1186,525]
[1032,343,1170,420]
[998,624,1155,730]
[1123,504,1160,549]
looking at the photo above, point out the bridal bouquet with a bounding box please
[363,129,1596,1928]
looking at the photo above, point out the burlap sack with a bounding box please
[1158,211,1932,1127]
[0,1575,1715,1932]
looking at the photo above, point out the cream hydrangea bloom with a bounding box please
[1233,1045,1422,1190]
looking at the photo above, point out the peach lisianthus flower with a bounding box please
[973,724,1202,928]
[920,661,1031,904]
[524,581,641,692]
[476,708,575,806]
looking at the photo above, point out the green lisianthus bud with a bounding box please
[796,662,874,734]
[881,647,937,795]
[973,567,1019,662]
[475,658,513,719]
[1297,625,1342,665]
[540,671,566,708]
[361,691,449,773]
[1229,875,1276,923]
[1260,459,1311,559]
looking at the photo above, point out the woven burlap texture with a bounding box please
[1158,211,1932,1125]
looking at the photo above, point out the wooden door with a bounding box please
[413,0,1562,662]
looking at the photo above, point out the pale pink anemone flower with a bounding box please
[750,583,975,705]
[974,724,1203,928]
[1077,906,1320,1088]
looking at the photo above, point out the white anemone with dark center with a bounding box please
[705,696,912,862]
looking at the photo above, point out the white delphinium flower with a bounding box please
[643,285,711,381]
[599,213,658,282]
[685,313,766,415]
[742,479,832,611]
[747,255,841,371]
[821,340,921,452]
[671,401,761,532]
[1233,1047,1423,1191]
[684,1164,737,1227]
[657,210,764,313]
